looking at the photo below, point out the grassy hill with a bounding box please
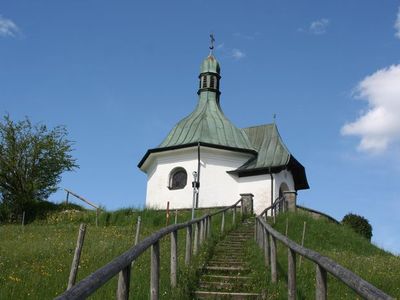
[0,207,228,299]
[252,211,400,299]
[1,207,399,299]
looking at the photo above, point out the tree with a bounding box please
[0,114,78,221]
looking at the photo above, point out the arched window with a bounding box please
[169,167,187,190]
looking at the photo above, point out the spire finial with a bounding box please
[209,33,215,54]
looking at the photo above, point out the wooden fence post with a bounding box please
[299,221,307,269]
[134,216,141,245]
[255,219,258,245]
[316,264,327,300]
[264,228,270,267]
[67,224,87,290]
[150,241,160,300]
[221,211,225,234]
[117,266,131,300]
[207,216,211,238]
[185,225,192,265]
[170,230,178,288]
[194,222,200,255]
[232,207,236,225]
[270,235,277,283]
[200,219,206,245]
[288,248,296,300]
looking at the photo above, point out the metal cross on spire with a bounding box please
[209,33,215,54]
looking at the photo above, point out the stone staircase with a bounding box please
[194,219,264,299]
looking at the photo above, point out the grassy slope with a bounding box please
[0,208,231,299]
[260,212,400,299]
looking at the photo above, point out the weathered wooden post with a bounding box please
[22,211,25,227]
[117,265,131,300]
[194,222,200,255]
[207,216,211,238]
[199,219,204,245]
[65,191,70,205]
[117,216,141,299]
[221,211,225,233]
[316,264,327,300]
[170,230,178,288]
[299,221,307,269]
[174,209,178,224]
[166,201,170,226]
[134,216,141,245]
[232,206,236,225]
[185,225,192,265]
[67,224,87,290]
[264,228,270,267]
[288,248,296,300]
[203,218,208,240]
[150,241,160,300]
[270,235,277,283]
[254,219,258,244]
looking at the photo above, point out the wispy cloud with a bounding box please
[309,18,330,35]
[395,6,400,39]
[0,15,20,37]
[215,43,246,60]
[299,18,330,35]
[231,48,246,60]
[341,64,400,153]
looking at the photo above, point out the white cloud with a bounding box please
[231,48,246,60]
[0,15,19,37]
[395,6,400,39]
[309,18,330,35]
[341,64,400,153]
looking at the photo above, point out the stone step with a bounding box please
[202,266,250,275]
[210,258,245,262]
[207,262,246,268]
[195,291,262,299]
[201,274,252,281]
[198,281,253,292]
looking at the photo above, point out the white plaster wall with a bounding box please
[144,147,252,210]
[143,147,296,215]
[238,174,271,215]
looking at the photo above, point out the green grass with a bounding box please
[0,207,238,299]
[250,212,400,299]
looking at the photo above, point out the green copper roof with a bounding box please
[239,124,291,169]
[158,91,254,151]
[230,124,309,190]
[201,54,220,74]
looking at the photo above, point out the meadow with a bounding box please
[2,207,399,299]
[249,212,400,299]
[0,207,233,299]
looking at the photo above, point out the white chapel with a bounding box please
[138,44,308,214]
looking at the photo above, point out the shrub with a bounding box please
[342,213,373,241]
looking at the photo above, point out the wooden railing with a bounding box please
[255,207,393,299]
[56,199,244,300]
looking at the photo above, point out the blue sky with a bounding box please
[1,1,400,254]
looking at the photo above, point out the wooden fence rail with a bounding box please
[255,207,393,300]
[56,199,244,300]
